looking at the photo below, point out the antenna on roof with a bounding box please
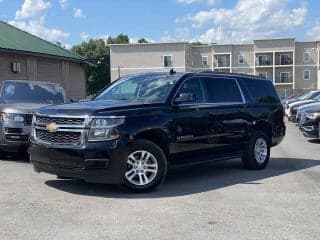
[169,68,176,75]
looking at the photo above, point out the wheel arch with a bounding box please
[131,128,170,158]
[254,120,272,142]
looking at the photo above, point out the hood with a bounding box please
[287,98,302,105]
[289,99,317,109]
[299,102,320,113]
[37,99,164,116]
[0,103,51,114]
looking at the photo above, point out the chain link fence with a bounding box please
[276,88,316,101]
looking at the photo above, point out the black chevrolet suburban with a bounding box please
[29,72,285,192]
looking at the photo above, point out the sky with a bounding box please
[0,0,319,48]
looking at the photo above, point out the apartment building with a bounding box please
[109,39,320,93]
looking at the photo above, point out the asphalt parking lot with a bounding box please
[0,122,319,240]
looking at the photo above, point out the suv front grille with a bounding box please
[35,129,82,145]
[24,114,33,126]
[36,116,85,126]
[34,115,86,145]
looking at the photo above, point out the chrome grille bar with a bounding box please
[33,114,88,146]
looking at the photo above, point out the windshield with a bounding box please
[312,94,320,100]
[1,81,66,104]
[94,74,181,103]
[298,92,315,100]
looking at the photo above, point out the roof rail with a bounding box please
[195,71,264,80]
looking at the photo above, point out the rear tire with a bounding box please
[0,149,6,160]
[242,131,270,170]
[123,139,167,192]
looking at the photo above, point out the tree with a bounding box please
[107,34,129,44]
[71,39,110,96]
[138,38,149,43]
[191,42,208,46]
[56,41,62,47]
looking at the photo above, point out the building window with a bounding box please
[280,54,291,65]
[258,72,267,79]
[11,62,21,73]
[163,55,172,67]
[303,70,310,80]
[280,72,290,83]
[202,56,208,67]
[258,55,269,66]
[238,55,244,64]
[303,52,310,62]
[217,56,226,67]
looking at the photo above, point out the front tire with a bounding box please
[123,139,167,192]
[242,131,270,170]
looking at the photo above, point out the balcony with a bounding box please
[275,75,293,84]
[275,52,294,66]
[255,54,273,67]
[256,59,271,66]
[213,54,231,68]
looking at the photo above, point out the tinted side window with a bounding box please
[244,79,279,103]
[205,78,243,103]
[310,92,320,99]
[177,78,205,103]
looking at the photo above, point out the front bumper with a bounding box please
[29,140,129,184]
[290,109,298,122]
[0,122,31,152]
[300,120,319,139]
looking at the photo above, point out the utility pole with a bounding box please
[118,66,123,79]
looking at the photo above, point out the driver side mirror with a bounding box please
[174,92,196,104]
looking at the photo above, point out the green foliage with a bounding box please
[191,42,209,46]
[55,41,62,47]
[71,39,110,95]
[107,34,129,44]
[138,38,149,43]
[71,34,146,96]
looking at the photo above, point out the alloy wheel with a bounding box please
[125,150,158,186]
[254,137,268,164]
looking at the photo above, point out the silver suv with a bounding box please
[0,80,67,156]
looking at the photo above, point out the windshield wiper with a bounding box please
[117,98,131,101]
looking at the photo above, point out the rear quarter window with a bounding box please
[205,77,243,103]
[242,78,280,104]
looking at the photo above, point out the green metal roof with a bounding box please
[0,21,86,62]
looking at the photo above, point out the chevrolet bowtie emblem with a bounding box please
[46,123,59,133]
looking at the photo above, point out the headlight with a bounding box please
[0,112,25,122]
[306,113,320,120]
[88,117,125,141]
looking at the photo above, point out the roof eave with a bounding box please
[0,47,91,65]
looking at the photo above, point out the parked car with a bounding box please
[286,94,320,122]
[0,80,67,156]
[281,93,304,106]
[298,102,320,138]
[297,101,320,123]
[285,90,320,109]
[29,72,285,192]
[288,93,304,100]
